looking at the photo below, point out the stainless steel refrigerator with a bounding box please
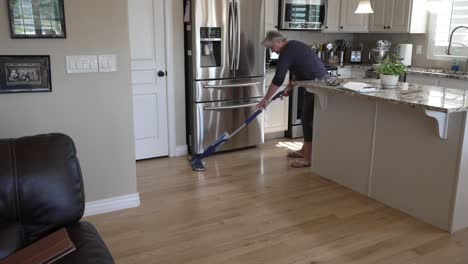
[184,0,266,154]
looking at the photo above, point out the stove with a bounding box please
[286,65,338,139]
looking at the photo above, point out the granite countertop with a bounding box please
[268,63,468,80]
[340,64,468,80]
[406,67,468,80]
[295,78,468,113]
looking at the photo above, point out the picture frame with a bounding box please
[7,0,66,39]
[0,55,52,94]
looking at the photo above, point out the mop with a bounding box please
[190,90,287,171]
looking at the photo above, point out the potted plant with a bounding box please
[375,56,407,89]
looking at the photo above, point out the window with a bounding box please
[428,0,468,60]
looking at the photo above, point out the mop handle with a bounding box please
[229,90,286,138]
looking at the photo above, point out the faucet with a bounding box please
[446,26,468,55]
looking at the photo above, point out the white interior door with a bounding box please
[128,0,169,160]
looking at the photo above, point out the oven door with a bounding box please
[280,0,324,30]
[192,98,264,154]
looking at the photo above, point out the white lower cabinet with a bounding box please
[406,73,468,90]
[351,69,367,79]
[338,67,352,79]
[338,66,367,79]
[439,78,468,90]
[406,74,439,86]
[264,71,289,134]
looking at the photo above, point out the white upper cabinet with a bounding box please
[369,0,427,33]
[265,0,279,32]
[368,0,387,32]
[340,0,369,32]
[323,0,341,32]
[323,0,369,33]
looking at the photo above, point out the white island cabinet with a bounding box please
[296,79,468,233]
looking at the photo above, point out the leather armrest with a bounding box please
[0,223,22,261]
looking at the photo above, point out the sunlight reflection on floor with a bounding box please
[275,141,303,151]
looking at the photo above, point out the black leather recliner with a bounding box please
[0,133,114,263]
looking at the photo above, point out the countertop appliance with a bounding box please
[286,65,337,139]
[350,50,362,63]
[184,0,266,155]
[369,40,391,65]
[279,0,325,30]
[395,44,413,66]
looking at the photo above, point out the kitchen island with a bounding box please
[296,79,468,233]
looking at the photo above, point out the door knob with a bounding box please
[157,71,166,77]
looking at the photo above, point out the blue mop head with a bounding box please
[190,132,229,171]
[191,156,205,171]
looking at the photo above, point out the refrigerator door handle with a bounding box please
[203,82,261,89]
[235,0,241,70]
[228,1,235,71]
[204,102,259,111]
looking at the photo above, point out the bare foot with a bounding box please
[290,159,311,168]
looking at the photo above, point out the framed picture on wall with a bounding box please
[7,0,66,38]
[0,55,52,94]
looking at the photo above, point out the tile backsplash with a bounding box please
[354,33,458,70]
[279,30,465,71]
[280,31,354,46]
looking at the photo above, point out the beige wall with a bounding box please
[172,0,187,147]
[0,0,137,202]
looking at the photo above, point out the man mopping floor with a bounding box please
[257,31,329,168]
[190,31,329,171]
[190,91,285,171]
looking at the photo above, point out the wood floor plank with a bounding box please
[85,139,468,264]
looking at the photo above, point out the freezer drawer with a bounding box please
[191,98,264,154]
[194,77,264,102]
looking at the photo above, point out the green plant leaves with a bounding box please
[375,56,407,76]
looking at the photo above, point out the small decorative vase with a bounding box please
[380,74,399,89]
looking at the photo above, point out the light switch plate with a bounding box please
[416,45,423,55]
[66,56,99,73]
[98,55,117,72]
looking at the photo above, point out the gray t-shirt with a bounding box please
[272,40,328,87]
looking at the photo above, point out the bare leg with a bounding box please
[291,89,313,168]
[302,141,312,164]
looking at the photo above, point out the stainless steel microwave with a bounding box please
[279,0,324,30]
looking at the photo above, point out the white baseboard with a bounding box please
[265,131,286,141]
[175,145,188,156]
[84,193,140,217]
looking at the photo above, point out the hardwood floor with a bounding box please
[86,139,468,264]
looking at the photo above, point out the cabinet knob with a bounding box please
[388,26,391,29]
[157,71,166,77]
[326,26,329,29]
[340,26,343,29]
[384,26,387,29]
